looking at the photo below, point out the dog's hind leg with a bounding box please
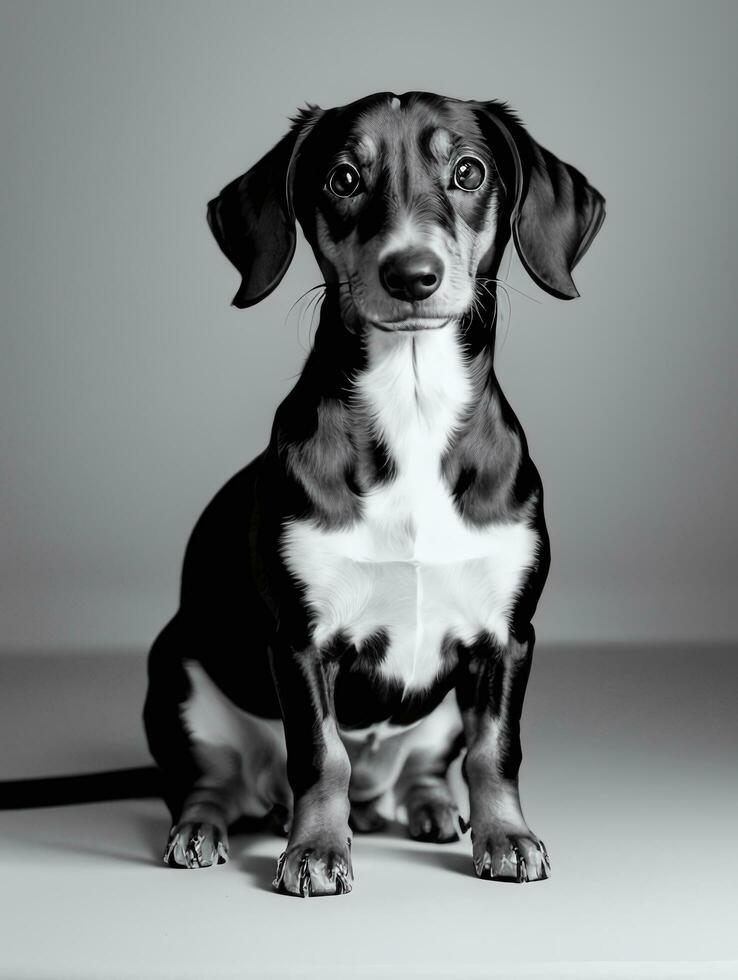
[345,734,406,835]
[144,618,234,868]
[343,694,464,842]
[161,740,238,869]
[399,750,460,844]
[395,696,464,844]
[145,618,289,869]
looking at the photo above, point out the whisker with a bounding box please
[476,276,541,305]
[484,280,513,351]
[285,283,329,324]
[470,276,515,351]
[298,287,327,352]
[280,279,353,377]
[305,289,326,347]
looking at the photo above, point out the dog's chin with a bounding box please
[369,316,454,333]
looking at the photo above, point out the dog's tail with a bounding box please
[0,766,162,810]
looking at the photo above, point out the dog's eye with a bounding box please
[327,164,363,199]
[452,156,486,191]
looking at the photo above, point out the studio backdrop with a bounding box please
[1,0,736,652]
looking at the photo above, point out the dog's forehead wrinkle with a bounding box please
[354,98,448,146]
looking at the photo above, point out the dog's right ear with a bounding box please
[207,106,323,309]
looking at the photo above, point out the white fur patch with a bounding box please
[281,324,540,692]
[181,660,289,816]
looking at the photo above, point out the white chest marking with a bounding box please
[281,325,539,692]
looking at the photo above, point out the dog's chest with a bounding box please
[281,327,538,690]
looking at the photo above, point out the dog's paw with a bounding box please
[273,835,353,897]
[407,796,459,844]
[472,827,550,882]
[350,799,387,834]
[163,821,229,869]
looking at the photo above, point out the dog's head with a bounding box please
[207,92,605,331]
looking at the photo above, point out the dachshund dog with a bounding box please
[144,91,605,896]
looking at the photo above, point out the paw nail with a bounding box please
[517,856,528,883]
[272,851,287,890]
[298,852,312,898]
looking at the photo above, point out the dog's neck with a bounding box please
[307,283,500,386]
[353,321,475,469]
[272,281,524,529]
[276,285,503,443]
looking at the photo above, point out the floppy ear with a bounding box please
[477,102,606,300]
[207,106,323,309]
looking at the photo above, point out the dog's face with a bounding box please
[303,97,501,332]
[208,93,605,325]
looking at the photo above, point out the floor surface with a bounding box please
[1,646,737,980]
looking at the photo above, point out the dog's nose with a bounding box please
[379,249,444,301]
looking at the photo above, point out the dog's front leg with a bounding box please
[269,641,353,897]
[456,627,551,883]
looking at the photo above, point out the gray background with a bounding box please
[1,0,736,650]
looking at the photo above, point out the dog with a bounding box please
[144,91,605,896]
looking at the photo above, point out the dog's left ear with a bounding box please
[476,102,606,300]
[207,105,323,309]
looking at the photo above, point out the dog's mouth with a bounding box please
[370,316,453,333]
